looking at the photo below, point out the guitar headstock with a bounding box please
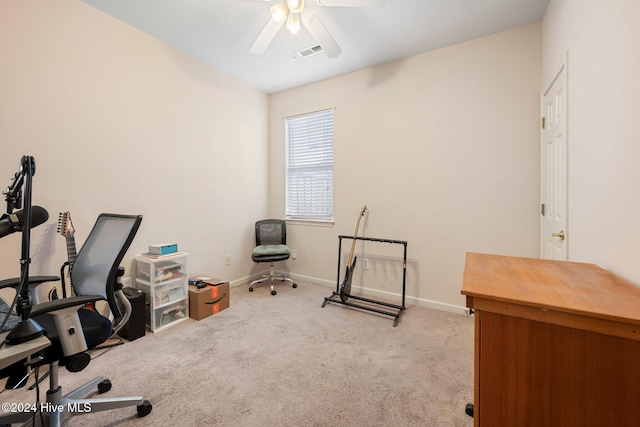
[360,205,368,217]
[57,211,75,236]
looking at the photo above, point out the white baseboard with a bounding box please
[282,272,469,316]
[229,270,469,316]
[228,272,267,288]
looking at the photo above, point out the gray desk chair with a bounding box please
[0,213,152,426]
[249,219,297,295]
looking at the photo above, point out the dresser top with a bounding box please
[461,252,640,325]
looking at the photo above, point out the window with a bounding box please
[285,109,334,221]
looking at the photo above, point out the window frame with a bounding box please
[284,108,335,223]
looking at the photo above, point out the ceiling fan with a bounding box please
[249,0,386,59]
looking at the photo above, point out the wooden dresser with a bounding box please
[461,252,640,427]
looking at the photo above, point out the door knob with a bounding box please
[552,230,565,241]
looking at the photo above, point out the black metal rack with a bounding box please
[322,235,407,327]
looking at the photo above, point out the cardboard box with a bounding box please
[188,277,230,320]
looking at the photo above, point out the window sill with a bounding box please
[285,218,334,227]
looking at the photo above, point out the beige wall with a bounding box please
[0,0,269,283]
[542,0,640,283]
[270,23,542,310]
[14,1,630,313]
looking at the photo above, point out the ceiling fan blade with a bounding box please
[249,16,286,55]
[312,0,386,7]
[301,9,342,58]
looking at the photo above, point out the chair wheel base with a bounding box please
[248,261,295,295]
[137,400,152,417]
[98,379,112,394]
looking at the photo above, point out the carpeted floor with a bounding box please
[1,281,475,426]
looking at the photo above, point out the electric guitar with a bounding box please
[57,211,77,270]
[339,205,367,302]
[57,211,79,301]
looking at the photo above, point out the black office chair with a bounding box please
[0,213,152,426]
[249,219,297,296]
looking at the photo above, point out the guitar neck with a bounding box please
[65,234,77,263]
[347,214,364,265]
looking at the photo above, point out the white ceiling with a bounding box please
[81,0,549,94]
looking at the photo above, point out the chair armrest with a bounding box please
[30,295,105,360]
[29,295,104,318]
[0,276,60,290]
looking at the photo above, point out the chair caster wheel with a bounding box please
[292,283,297,288]
[137,400,152,417]
[249,287,254,292]
[271,290,277,295]
[465,403,474,417]
[98,379,112,394]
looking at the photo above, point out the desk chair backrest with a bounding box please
[255,219,287,246]
[70,214,142,318]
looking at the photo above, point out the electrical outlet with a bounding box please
[225,255,231,266]
[291,249,298,259]
[362,258,369,270]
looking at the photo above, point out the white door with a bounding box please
[541,62,567,260]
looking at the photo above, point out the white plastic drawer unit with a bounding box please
[135,252,189,332]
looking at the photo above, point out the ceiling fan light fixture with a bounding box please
[286,12,301,34]
[287,0,305,14]
[270,2,289,24]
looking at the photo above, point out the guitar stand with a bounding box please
[322,235,407,327]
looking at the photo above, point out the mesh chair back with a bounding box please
[70,214,142,316]
[255,220,286,246]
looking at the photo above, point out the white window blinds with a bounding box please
[285,109,334,220]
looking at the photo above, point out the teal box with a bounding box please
[149,243,178,255]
